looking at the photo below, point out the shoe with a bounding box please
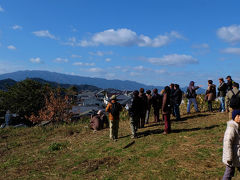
[131,135,137,139]
[163,132,168,135]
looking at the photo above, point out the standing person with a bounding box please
[218,78,227,112]
[172,84,182,120]
[152,89,162,122]
[205,80,216,112]
[139,88,148,128]
[186,81,200,113]
[162,86,171,134]
[222,110,240,180]
[128,90,141,138]
[106,95,122,141]
[225,83,240,120]
[145,90,152,124]
[1,110,12,128]
[169,83,175,116]
[226,76,234,92]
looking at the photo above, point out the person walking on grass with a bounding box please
[162,86,171,134]
[218,78,227,112]
[205,80,216,112]
[172,84,182,121]
[225,82,240,120]
[222,110,240,180]
[145,90,152,124]
[186,81,200,114]
[106,95,122,141]
[152,88,162,122]
[128,90,141,139]
[139,88,148,128]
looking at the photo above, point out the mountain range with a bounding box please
[0,70,206,93]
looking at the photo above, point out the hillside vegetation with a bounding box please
[0,111,236,180]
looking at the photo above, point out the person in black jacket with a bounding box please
[226,75,234,92]
[139,88,148,128]
[172,84,182,120]
[169,83,175,116]
[218,78,227,112]
[151,88,162,122]
[128,90,141,138]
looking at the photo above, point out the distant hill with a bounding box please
[0,77,100,92]
[0,78,17,91]
[0,70,164,91]
[0,70,206,93]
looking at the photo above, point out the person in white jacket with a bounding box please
[222,109,240,180]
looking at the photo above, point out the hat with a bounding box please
[226,75,231,79]
[232,109,240,120]
[219,78,224,81]
[110,95,117,100]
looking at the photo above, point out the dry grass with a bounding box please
[0,111,238,180]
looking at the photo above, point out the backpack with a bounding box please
[110,103,120,117]
[230,90,240,109]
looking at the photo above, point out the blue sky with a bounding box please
[1,0,240,88]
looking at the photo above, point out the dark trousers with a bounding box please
[140,112,146,128]
[153,108,160,122]
[173,104,180,120]
[208,101,213,112]
[223,165,240,180]
[162,114,171,133]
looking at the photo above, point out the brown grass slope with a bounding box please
[0,112,238,180]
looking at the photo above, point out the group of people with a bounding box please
[103,85,183,140]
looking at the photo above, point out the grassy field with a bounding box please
[0,111,238,180]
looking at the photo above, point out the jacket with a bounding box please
[105,100,122,120]
[172,89,182,105]
[146,94,152,110]
[152,93,162,110]
[186,86,199,99]
[206,84,216,101]
[162,92,171,114]
[223,120,240,167]
[225,87,240,110]
[128,96,142,117]
[218,82,227,97]
[139,93,148,112]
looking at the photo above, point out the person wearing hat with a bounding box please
[205,80,216,112]
[105,95,122,141]
[218,78,227,112]
[222,109,240,179]
[226,76,234,92]
[225,82,240,120]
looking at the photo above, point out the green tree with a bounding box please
[0,79,49,118]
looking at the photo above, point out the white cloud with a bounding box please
[65,28,183,47]
[0,5,4,12]
[12,25,22,30]
[89,51,113,56]
[71,54,82,58]
[88,67,104,73]
[105,58,111,62]
[217,25,240,44]
[32,30,56,39]
[73,62,95,66]
[221,47,240,55]
[54,57,69,63]
[133,65,145,71]
[147,54,198,66]
[30,57,42,64]
[7,45,16,50]
[192,43,209,49]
